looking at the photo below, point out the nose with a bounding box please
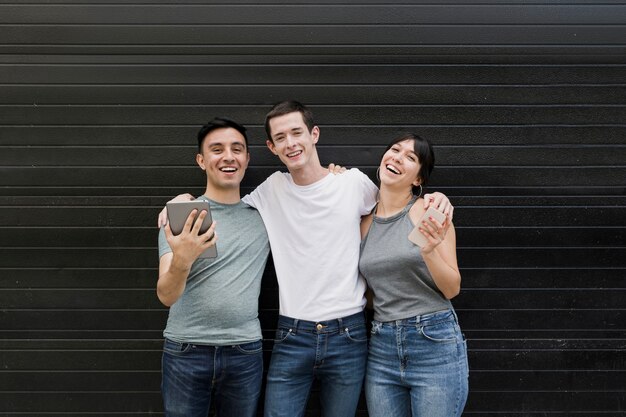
[285,135,296,148]
[223,148,235,161]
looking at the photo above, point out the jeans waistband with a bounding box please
[277,311,365,334]
[378,309,458,327]
[164,338,260,350]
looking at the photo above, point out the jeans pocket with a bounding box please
[419,320,457,343]
[343,323,368,343]
[233,340,263,355]
[273,327,294,344]
[163,339,193,356]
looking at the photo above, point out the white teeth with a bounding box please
[287,150,302,157]
[386,165,400,174]
[220,167,236,172]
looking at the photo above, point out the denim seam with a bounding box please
[343,327,368,343]
[233,344,263,355]
[453,338,467,417]
[163,339,193,355]
[418,321,457,344]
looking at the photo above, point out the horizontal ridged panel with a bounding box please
[3,126,626,146]
[2,5,626,25]
[2,1,625,416]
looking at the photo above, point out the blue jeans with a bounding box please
[365,309,469,417]
[161,338,263,417]
[264,311,368,417]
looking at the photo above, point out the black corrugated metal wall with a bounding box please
[1,1,625,416]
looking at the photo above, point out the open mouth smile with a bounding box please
[386,164,401,175]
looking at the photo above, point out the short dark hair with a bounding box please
[383,133,435,193]
[264,100,315,140]
[197,117,248,153]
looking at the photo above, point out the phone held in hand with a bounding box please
[408,206,446,248]
[166,200,217,258]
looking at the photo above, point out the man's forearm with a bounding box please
[157,255,192,307]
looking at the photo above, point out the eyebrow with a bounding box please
[274,126,303,136]
[208,141,246,148]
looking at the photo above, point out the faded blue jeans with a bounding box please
[365,309,469,417]
[264,311,368,417]
[161,338,263,417]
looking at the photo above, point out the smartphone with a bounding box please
[408,206,447,247]
[166,200,217,258]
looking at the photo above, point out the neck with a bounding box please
[203,185,241,204]
[289,154,328,186]
[376,185,414,217]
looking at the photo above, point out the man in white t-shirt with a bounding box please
[245,101,452,417]
[157,101,453,417]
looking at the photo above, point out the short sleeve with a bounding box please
[158,227,173,258]
[351,168,378,215]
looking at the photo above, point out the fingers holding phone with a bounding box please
[408,207,449,253]
[423,192,454,221]
[195,211,217,248]
[418,215,447,254]
[165,211,217,263]
[166,201,218,259]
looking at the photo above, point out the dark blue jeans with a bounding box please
[263,311,368,417]
[161,338,263,417]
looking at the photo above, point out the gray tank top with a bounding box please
[359,196,452,322]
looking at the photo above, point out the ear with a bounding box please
[311,126,320,144]
[412,176,422,187]
[266,139,277,155]
[196,153,205,170]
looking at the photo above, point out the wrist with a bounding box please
[169,254,192,274]
[421,246,438,258]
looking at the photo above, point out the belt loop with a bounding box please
[337,317,344,333]
[292,319,299,335]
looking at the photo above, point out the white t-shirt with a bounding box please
[243,168,378,321]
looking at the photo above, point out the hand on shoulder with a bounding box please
[422,191,454,220]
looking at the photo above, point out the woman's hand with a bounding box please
[422,191,454,221]
[418,216,461,299]
[418,214,450,255]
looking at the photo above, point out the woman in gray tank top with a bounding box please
[359,133,469,417]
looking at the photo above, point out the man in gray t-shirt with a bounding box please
[156,117,269,417]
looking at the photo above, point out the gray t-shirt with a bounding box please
[359,198,452,322]
[158,196,269,345]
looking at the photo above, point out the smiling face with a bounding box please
[379,139,422,190]
[266,111,320,173]
[196,127,250,191]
